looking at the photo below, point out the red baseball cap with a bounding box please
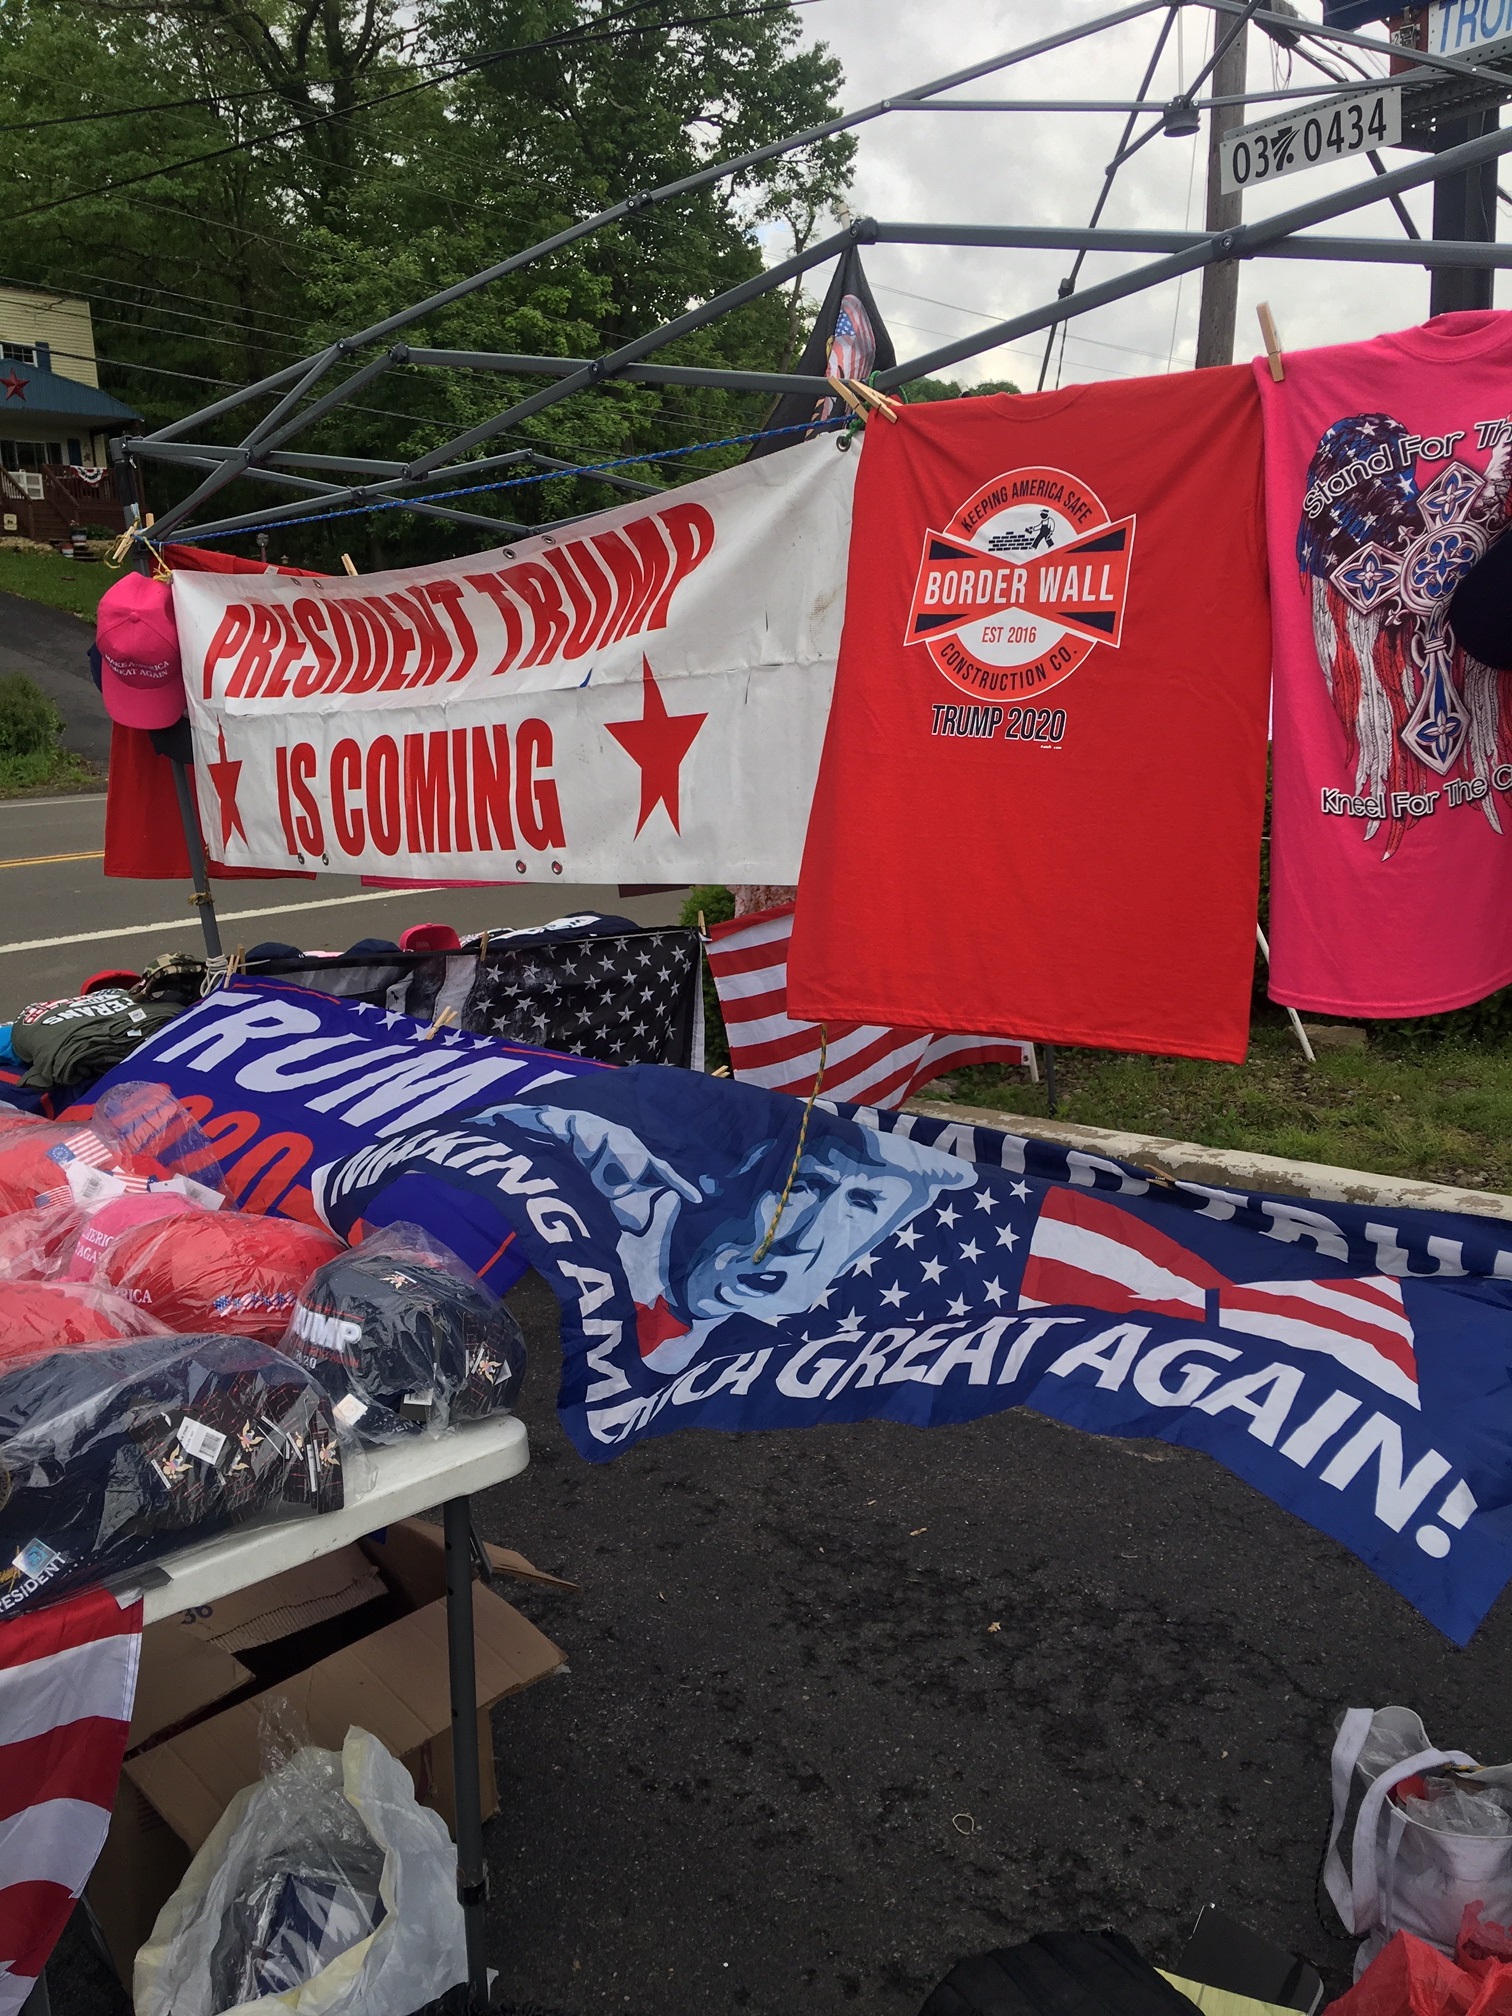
[96,573,186,730]
[0,1125,85,1215]
[97,1209,343,1343]
[0,1280,152,1370]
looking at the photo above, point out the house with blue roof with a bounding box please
[0,283,140,541]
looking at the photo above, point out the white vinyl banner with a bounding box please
[175,438,856,884]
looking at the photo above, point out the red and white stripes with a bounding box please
[0,1587,142,2013]
[707,903,1034,1109]
[1019,1189,1420,1407]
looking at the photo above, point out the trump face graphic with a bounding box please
[482,1099,974,1374]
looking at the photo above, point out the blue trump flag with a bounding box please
[86,979,609,1289]
[309,1065,1512,1645]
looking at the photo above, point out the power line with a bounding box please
[872,283,1182,364]
[5,0,818,224]
[0,23,432,132]
[0,83,276,136]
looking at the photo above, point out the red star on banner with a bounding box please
[605,656,707,836]
[0,370,27,402]
[207,723,246,848]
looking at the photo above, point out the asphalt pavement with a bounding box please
[0,792,686,1011]
[0,589,111,768]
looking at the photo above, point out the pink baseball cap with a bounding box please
[96,573,186,730]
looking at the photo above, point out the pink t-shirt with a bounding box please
[1256,310,1512,1016]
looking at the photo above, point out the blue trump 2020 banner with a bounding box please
[95,984,1512,1643]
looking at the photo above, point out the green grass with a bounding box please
[942,1020,1512,1193]
[0,547,114,622]
[0,746,99,797]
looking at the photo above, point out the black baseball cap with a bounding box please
[284,1234,525,1442]
[1448,529,1512,672]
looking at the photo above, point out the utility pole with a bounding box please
[1430,108,1498,316]
[1195,17,1248,367]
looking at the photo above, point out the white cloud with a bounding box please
[786,0,1488,388]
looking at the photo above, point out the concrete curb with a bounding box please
[903,1098,1512,1223]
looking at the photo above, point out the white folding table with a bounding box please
[119,1414,531,2013]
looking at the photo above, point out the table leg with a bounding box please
[444,1494,489,2010]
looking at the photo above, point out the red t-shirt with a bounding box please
[104,546,324,880]
[788,371,1272,1063]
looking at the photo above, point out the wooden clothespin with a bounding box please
[340,553,359,577]
[844,379,902,423]
[825,375,869,420]
[1257,302,1285,383]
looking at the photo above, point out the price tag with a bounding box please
[177,1416,228,1466]
[1220,88,1400,195]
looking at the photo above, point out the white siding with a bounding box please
[0,286,100,387]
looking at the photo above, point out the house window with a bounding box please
[1,344,35,366]
[0,441,62,469]
[67,439,81,465]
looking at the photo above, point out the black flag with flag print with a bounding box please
[747,244,896,459]
[459,921,704,1069]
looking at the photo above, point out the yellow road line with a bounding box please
[0,849,105,870]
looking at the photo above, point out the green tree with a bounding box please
[0,0,852,563]
[904,375,1021,401]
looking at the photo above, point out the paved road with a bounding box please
[0,589,111,766]
[0,792,686,1011]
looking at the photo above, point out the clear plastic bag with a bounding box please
[0,1331,342,1617]
[95,1210,344,1344]
[135,1723,466,2016]
[281,1222,525,1445]
[0,1081,226,1219]
[1399,1779,1512,1838]
[0,1201,87,1282]
[0,1277,161,1365]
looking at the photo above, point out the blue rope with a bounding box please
[160,414,850,546]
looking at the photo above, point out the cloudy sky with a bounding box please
[782,0,1494,389]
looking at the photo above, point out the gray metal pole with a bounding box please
[168,757,223,959]
[1196,19,1248,366]
[1431,110,1499,316]
[443,1496,489,2010]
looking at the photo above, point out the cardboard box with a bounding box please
[86,1518,567,1987]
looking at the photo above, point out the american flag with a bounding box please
[0,1587,142,2012]
[461,927,703,1068]
[1020,1188,1420,1407]
[707,903,1036,1108]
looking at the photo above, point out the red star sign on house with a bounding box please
[605,656,707,836]
[207,723,246,848]
[0,370,27,402]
